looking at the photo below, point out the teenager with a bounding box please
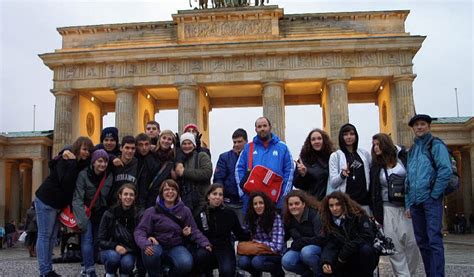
[35,136,93,277]
[282,190,324,276]
[328,124,371,211]
[320,191,378,277]
[294,129,334,201]
[73,149,114,277]
[175,133,212,217]
[134,179,211,277]
[238,191,286,277]
[369,133,420,276]
[194,184,250,276]
[98,183,141,277]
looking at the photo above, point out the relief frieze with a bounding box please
[183,20,272,39]
[55,51,412,81]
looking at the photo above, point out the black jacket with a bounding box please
[321,214,375,265]
[35,156,89,209]
[195,205,250,250]
[135,153,160,209]
[293,159,329,201]
[369,147,407,224]
[97,205,141,253]
[285,207,324,251]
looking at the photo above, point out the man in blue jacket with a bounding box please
[235,117,294,210]
[213,128,248,223]
[406,114,451,277]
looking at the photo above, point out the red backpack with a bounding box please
[240,143,283,203]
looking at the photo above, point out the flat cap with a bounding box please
[408,114,432,127]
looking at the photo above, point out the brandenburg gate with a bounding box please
[40,5,424,154]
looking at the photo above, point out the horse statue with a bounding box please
[189,0,209,9]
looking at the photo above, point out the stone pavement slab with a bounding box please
[0,240,473,276]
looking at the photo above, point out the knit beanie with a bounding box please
[91,149,109,164]
[183,123,199,133]
[180,133,196,147]
[100,127,119,143]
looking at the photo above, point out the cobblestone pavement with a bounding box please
[0,236,473,277]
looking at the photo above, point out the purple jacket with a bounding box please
[134,198,210,250]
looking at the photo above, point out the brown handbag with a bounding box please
[237,241,276,256]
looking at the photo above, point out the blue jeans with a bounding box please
[81,220,96,273]
[100,250,135,275]
[141,245,193,277]
[238,255,284,276]
[282,245,322,276]
[35,198,60,275]
[411,196,445,277]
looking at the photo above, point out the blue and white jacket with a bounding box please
[235,133,294,208]
[406,133,451,209]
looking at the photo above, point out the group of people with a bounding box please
[31,113,453,277]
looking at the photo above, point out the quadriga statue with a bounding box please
[189,0,267,9]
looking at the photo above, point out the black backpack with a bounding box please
[426,137,460,196]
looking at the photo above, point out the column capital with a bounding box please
[393,74,417,83]
[176,84,198,91]
[50,89,74,97]
[326,79,349,86]
[114,87,136,94]
[262,81,284,89]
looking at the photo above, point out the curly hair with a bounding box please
[299,129,334,165]
[245,191,276,235]
[282,190,320,225]
[320,191,366,234]
[371,133,397,168]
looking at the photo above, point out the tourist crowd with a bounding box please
[33,114,452,277]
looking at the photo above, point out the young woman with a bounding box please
[238,191,286,277]
[35,136,93,277]
[175,132,212,217]
[281,190,324,276]
[328,124,371,211]
[134,179,211,277]
[369,133,420,276]
[73,149,114,277]
[193,184,250,277]
[294,129,334,200]
[98,183,141,277]
[320,191,378,277]
[138,129,177,209]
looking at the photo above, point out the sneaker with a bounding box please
[40,271,61,277]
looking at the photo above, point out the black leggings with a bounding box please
[331,244,379,277]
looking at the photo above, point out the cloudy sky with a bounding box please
[1,0,472,164]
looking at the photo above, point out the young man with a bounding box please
[110,136,138,205]
[213,128,248,223]
[134,133,159,209]
[235,117,294,209]
[145,121,160,149]
[94,127,121,160]
[406,114,451,277]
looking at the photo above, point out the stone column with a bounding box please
[0,158,5,226]
[392,74,416,147]
[461,148,472,224]
[115,87,137,139]
[32,158,44,201]
[325,79,349,144]
[9,162,20,222]
[262,81,285,141]
[52,90,74,156]
[178,85,199,134]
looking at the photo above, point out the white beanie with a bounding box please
[180,132,196,147]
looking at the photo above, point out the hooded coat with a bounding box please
[328,124,371,195]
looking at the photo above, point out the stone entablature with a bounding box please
[47,49,418,91]
[432,117,474,146]
[54,7,410,50]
